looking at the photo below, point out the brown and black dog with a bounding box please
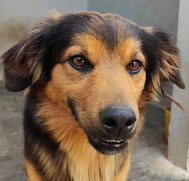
[2,11,185,181]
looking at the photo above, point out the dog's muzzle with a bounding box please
[88,106,136,154]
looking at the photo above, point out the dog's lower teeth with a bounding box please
[105,140,123,143]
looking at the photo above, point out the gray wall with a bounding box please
[0,0,87,20]
[88,0,180,39]
[168,0,189,170]
[0,0,87,53]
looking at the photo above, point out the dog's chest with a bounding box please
[61,151,121,181]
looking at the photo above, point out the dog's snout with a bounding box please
[100,106,136,136]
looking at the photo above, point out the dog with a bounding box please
[2,11,185,181]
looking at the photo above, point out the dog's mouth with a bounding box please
[101,139,125,144]
[88,136,128,155]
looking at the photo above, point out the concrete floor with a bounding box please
[0,82,189,181]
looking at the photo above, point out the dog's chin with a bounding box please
[88,136,128,155]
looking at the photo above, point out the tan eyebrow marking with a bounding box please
[62,46,87,61]
[118,37,146,66]
[62,34,108,64]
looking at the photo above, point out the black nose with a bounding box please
[100,106,136,136]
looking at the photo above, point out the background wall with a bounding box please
[0,0,180,54]
[88,0,180,38]
[0,0,87,79]
[0,0,87,53]
[168,0,189,171]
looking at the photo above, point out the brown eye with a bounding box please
[72,56,86,67]
[69,55,93,72]
[127,60,143,74]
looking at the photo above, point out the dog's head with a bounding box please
[2,11,185,154]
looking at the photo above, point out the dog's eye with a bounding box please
[72,56,86,67]
[69,55,93,72]
[127,60,143,74]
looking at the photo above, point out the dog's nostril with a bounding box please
[103,119,116,128]
[125,119,134,127]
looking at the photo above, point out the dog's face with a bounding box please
[50,33,146,154]
[2,11,185,154]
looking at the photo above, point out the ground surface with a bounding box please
[0,82,189,181]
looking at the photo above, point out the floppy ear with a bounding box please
[2,32,43,92]
[1,17,58,92]
[152,29,185,89]
[143,28,185,100]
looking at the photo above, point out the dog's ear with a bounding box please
[140,28,185,106]
[143,28,185,98]
[152,29,185,89]
[1,18,57,92]
[2,32,43,92]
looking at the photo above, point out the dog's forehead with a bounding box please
[60,12,144,62]
[63,34,143,65]
[43,12,150,67]
[63,12,143,47]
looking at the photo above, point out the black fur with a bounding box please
[67,98,79,122]
[140,30,160,91]
[4,72,32,92]
[24,93,64,180]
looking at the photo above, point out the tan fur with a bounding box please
[72,34,108,65]
[49,9,61,19]
[119,38,145,66]
[25,158,43,181]
[36,98,128,181]
[113,156,131,181]
[42,35,146,123]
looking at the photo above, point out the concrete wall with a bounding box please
[88,0,180,39]
[0,0,87,52]
[0,0,87,20]
[168,0,189,171]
